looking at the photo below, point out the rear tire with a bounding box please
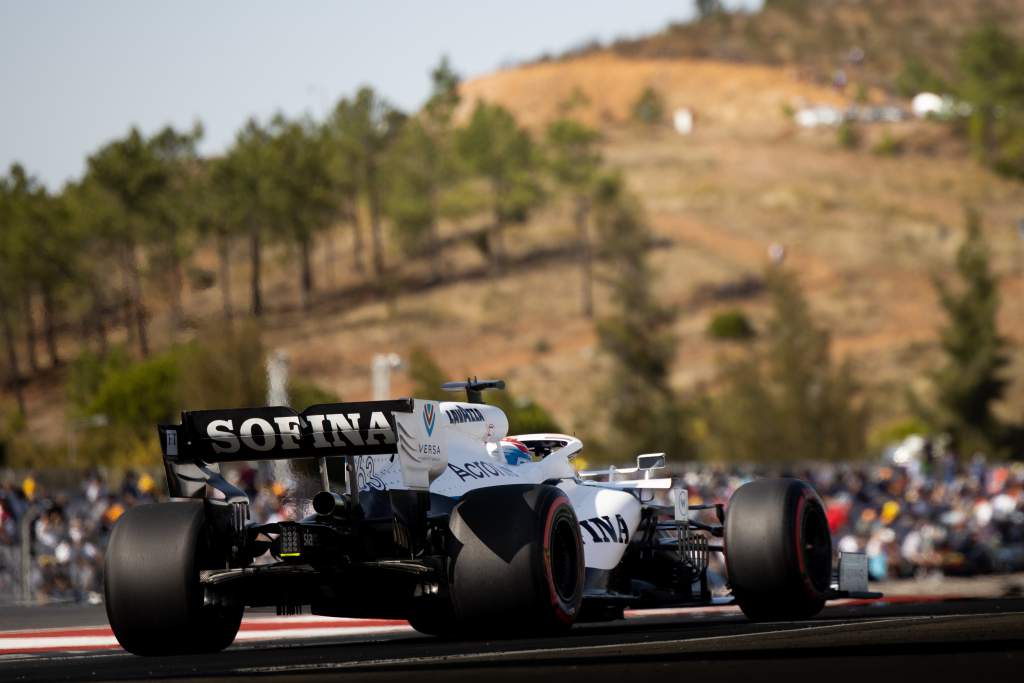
[724,478,831,621]
[104,501,243,655]
[439,484,584,637]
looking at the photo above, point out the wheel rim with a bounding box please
[550,514,580,602]
[800,502,832,593]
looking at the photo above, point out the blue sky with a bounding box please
[1,1,760,188]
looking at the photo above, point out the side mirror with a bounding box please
[636,453,666,470]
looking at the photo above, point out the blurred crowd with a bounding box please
[825,456,1024,580]
[0,471,169,604]
[0,466,292,604]
[2,448,1024,604]
[680,449,1024,581]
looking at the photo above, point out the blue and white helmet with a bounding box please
[499,438,532,465]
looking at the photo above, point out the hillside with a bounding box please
[376,53,1024,431]
[13,22,1024,460]
[455,53,846,131]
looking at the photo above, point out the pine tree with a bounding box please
[457,102,542,274]
[218,119,276,317]
[925,209,1008,454]
[707,268,868,462]
[385,58,463,282]
[545,118,602,317]
[329,88,405,278]
[146,124,203,331]
[0,170,26,412]
[192,158,236,322]
[7,168,79,370]
[593,174,686,459]
[84,126,199,352]
[265,115,337,310]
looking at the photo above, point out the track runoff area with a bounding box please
[1,597,1022,682]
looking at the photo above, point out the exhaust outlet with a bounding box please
[312,490,346,516]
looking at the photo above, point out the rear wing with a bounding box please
[158,398,453,504]
[159,399,414,465]
[160,397,448,553]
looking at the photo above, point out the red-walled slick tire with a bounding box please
[419,484,584,637]
[724,478,832,621]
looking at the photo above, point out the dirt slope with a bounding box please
[457,53,847,132]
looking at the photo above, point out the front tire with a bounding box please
[724,478,832,621]
[104,501,243,655]
[436,484,584,637]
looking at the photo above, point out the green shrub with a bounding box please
[67,346,132,409]
[707,310,756,340]
[869,417,930,451]
[558,86,591,115]
[872,131,904,157]
[854,83,870,104]
[87,352,180,438]
[632,86,666,127]
[63,328,342,468]
[837,121,861,150]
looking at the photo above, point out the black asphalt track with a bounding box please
[1,598,1022,683]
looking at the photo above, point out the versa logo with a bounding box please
[423,404,436,436]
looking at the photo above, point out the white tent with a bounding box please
[673,108,694,135]
[911,92,944,118]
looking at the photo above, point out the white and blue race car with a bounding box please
[103,379,876,655]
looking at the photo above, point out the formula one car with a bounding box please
[104,379,878,655]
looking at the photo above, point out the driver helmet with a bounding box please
[500,438,532,465]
